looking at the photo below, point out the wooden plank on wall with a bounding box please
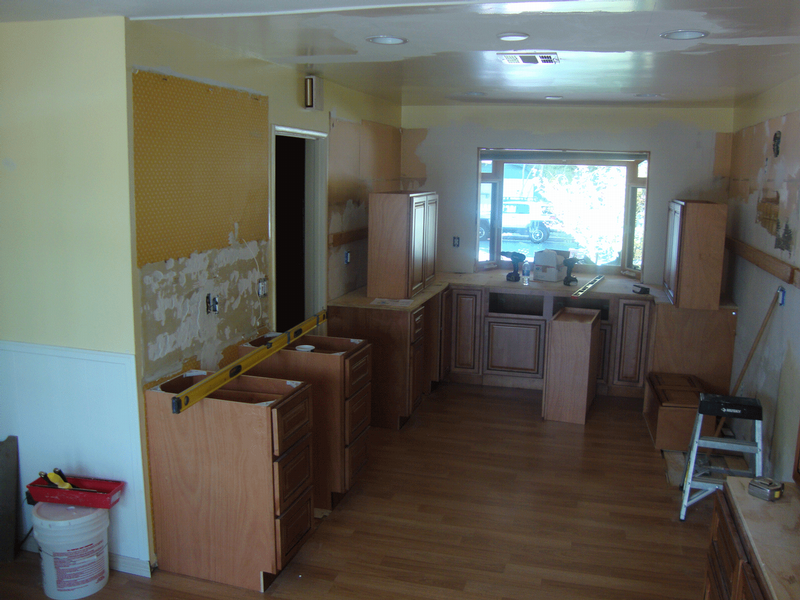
[726,236,797,287]
[329,228,368,248]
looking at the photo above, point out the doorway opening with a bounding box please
[272,127,328,332]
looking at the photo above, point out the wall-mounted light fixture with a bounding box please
[304,75,323,110]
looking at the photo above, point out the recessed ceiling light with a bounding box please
[635,93,662,98]
[545,96,563,100]
[366,35,408,45]
[660,29,709,40]
[462,91,486,97]
[498,32,529,42]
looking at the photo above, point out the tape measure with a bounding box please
[748,477,784,501]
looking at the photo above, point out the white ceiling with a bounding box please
[4,0,800,107]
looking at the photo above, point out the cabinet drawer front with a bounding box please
[484,318,544,376]
[273,434,313,516]
[738,563,766,600]
[271,387,312,457]
[276,486,314,571]
[345,382,372,445]
[344,344,372,398]
[345,427,369,489]
[705,549,726,600]
[412,306,425,342]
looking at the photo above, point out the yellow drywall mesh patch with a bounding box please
[133,71,269,267]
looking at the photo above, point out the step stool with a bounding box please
[679,394,763,520]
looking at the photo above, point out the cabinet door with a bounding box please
[410,197,426,297]
[424,195,437,286]
[484,317,545,377]
[613,299,649,388]
[451,288,482,374]
[663,200,682,305]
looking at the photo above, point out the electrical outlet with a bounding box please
[453,236,460,247]
[206,294,219,315]
[344,251,351,265]
[257,278,268,298]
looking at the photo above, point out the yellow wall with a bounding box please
[0,17,136,354]
[126,21,401,130]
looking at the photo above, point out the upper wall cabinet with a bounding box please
[367,191,438,299]
[663,199,728,311]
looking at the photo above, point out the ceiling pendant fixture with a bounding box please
[498,32,529,42]
[366,35,408,45]
[660,29,709,40]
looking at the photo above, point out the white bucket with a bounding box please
[32,503,110,600]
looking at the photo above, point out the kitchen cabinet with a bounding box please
[703,478,800,600]
[328,282,449,429]
[423,285,452,391]
[663,199,728,310]
[451,286,483,378]
[542,308,600,424]
[646,301,736,395]
[367,191,438,299]
[145,373,314,591]
[484,316,545,377]
[612,298,650,388]
[239,335,372,511]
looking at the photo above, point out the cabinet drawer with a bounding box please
[344,344,372,398]
[411,306,425,342]
[345,427,369,489]
[273,434,312,516]
[345,382,371,445]
[275,486,314,571]
[713,494,747,595]
[271,387,312,457]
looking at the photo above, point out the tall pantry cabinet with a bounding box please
[367,191,438,299]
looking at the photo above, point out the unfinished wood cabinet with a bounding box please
[367,191,438,299]
[328,303,425,429]
[145,373,314,591]
[542,308,600,425]
[240,335,372,511]
[663,199,728,310]
[643,372,715,451]
[647,302,736,395]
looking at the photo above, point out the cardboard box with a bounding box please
[533,250,568,282]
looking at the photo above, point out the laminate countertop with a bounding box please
[726,477,800,600]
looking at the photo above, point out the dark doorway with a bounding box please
[275,135,306,332]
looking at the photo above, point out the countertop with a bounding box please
[726,477,800,600]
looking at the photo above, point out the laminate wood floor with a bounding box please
[1,383,713,599]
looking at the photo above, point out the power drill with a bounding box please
[500,251,526,282]
[563,257,580,286]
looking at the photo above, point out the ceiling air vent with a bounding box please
[497,52,560,65]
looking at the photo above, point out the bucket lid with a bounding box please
[32,502,108,529]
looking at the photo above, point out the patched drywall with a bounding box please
[728,106,800,481]
[729,110,800,259]
[140,234,270,384]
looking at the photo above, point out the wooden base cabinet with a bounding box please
[704,479,800,600]
[145,373,314,591]
[240,335,372,511]
[542,308,600,425]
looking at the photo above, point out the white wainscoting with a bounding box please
[0,341,151,576]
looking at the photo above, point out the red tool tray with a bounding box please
[27,476,124,509]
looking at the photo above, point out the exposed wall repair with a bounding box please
[140,235,270,384]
